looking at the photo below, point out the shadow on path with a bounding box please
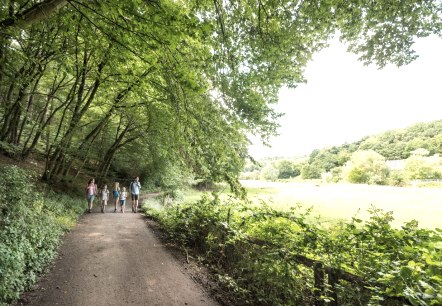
[16,201,219,306]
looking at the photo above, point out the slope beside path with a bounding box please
[15,204,219,306]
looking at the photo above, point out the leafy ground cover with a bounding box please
[0,165,85,305]
[143,191,442,305]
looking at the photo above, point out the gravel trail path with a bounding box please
[16,204,219,306]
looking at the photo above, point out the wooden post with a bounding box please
[314,262,325,306]
[328,271,338,306]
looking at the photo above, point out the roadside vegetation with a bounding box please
[144,194,442,305]
[143,120,442,305]
[0,165,84,305]
[174,182,442,229]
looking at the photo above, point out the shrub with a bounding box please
[388,170,407,186]
[342,150,389,185]
[145,196,442,306]
[403,155,442,180]
[0,165,84,304]
[259,164,279,181]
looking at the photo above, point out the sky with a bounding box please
[249,35,442,159]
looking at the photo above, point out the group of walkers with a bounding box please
[85,177,141,214]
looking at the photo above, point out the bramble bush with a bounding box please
[144,195,442,306]
[0,165,84,305]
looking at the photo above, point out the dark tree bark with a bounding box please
[97,122,138,180]
[62,68,150,178]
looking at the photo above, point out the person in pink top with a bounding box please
[86,178,98,213]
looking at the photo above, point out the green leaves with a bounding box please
[2,0,442,190]
[337,0,442,67]
[146,194,442,305]
[0,166,84,305]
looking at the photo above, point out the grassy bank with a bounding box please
[0,165,85,305]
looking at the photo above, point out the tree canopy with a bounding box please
[1,0,441,190]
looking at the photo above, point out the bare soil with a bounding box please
[14,204,221,306]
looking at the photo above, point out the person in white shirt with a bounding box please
[129,177,141,213]
[119,187,127,213]
[100,184,110,213]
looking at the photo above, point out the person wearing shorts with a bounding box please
[112,182,121,213]
[86,178,98,213]
[100,184,109,213]
[129,177,141,213]
[119,187,127,213]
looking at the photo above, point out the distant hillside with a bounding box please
[292,119,442,180]
[307,119,442,162]
[355,120,442,160]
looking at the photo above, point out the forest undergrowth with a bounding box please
[0,165,84,305]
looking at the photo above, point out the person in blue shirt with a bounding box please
[112,182,121,213]
[129,176,141,213]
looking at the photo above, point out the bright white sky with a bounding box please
[249,35,442,159]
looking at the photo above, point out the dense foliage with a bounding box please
[341,150,390,185]
[145,196,442,306]
[358,121,442,160]
[305,120,442,178]
[0,165,84,305]
[1,1,441,191]
[243,120,442,185]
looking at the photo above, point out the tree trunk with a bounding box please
[17,74,43,145]
[21,72,69,158]
[64,68,149,177]
[0,0,68,29]
[43,49,107,182]
[97,125,139,180]
[0,51,49,146]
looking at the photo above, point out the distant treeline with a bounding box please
[355,120,442,160]
[243,120,442,184]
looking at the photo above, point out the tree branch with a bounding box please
[0,0,69,29]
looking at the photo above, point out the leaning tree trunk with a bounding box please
[96,122,138,180]
[0,0,68,29]
[21,72,69,159]
[64,69,150,177]
[0,65,34,142]
[52,75,105,178]
[17,74,43,146]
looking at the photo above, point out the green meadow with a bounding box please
[183,180,442,229]
[243,180,442,229]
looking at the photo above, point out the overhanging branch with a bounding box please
[0,0,69,29]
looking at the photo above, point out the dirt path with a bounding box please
[16,203,219,306]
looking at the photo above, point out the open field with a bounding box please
[240,180,442,229]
